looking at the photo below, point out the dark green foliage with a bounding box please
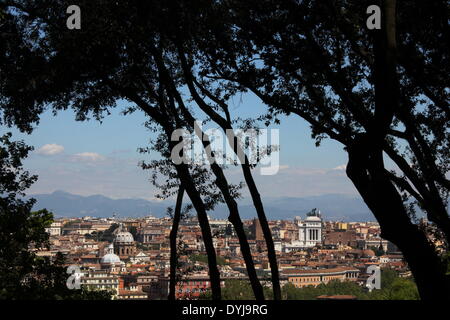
[368,269,419,300]
[200,280,273,300]
[380,268,398,288]
[443,252,450,276]
[368,277,420,300]
[190,254,227,266]
[200,269,419,300]
[0,133,111,299]
[369,246,385,257]
[85,223,119,242]
[280,269,419,300]
[281,281,365,300]
[128,226,138,239]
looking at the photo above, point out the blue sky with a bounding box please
[1,93,358,200]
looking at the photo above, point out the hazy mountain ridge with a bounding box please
[29,190,375,221]
[28,191,169,219]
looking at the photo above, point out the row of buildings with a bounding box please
[42,208,408,299]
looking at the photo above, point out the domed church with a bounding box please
[113,224,137,257]
[100,243,125,272]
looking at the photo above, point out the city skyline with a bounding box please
[43,209,411,300]
[28,190,377,222]
[1,0,446,303]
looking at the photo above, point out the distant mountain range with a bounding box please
[28,191,168,219]
[216,194,375,222]
[29,190,375,222]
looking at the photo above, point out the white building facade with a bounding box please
[288,208,323,250]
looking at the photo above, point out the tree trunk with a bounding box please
[355,0,447,300]
[179,105,266,300]
[347,142,450,300]
[240,162,282,300]
[176,45,281,299]
[204,147,266,300]
[168,186,184,300]
[227,206,266,300]
[114,64,223,299]
[162,125,222,300]
[172,162,222,300]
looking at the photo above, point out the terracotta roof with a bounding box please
[283,267,359,275]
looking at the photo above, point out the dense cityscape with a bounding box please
[1,0,447,309]
[40,208,423,300]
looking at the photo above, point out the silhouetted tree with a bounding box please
[140,132,263,300]
[0,0,274,300]
[1,0,448,300]
[0,0,224,300]
[168,186,185,300]
[183,0,449,300]
[0,133,111,299]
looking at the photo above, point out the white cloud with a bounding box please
[332,164,347,171]
[71,152,106,162]
[36,144,64,155]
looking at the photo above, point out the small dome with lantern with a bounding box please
[101,243,121,264]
